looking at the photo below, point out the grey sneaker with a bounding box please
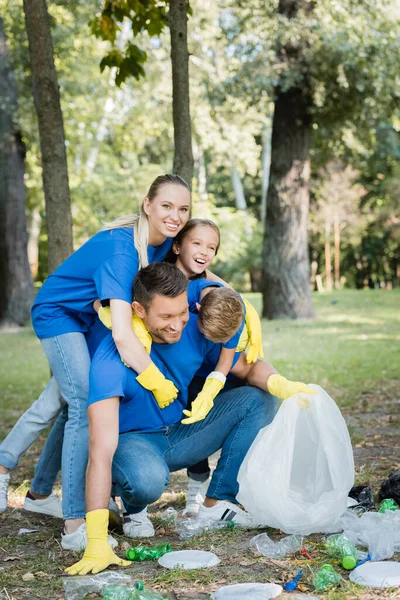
[24,492,63,518]
[61,523,118,551]
[123,507,155,538]
[0,473,10,513]
[182,478,209,515]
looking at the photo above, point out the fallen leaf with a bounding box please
[22,572,35,581]
[3,556,20,562]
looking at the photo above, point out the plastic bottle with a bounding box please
[312,564,341,591]
[131,581,167,600]
[174,515,234,540]
[326,533,358,570]
[125,543,171,561]
[103,582,167,600]
[378,498,399,513]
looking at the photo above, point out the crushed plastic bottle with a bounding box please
[312,564,341,591]
[131,581,167,600]
[326,533,358,570]
[125,543,171,561]
[378,499,399,513]
[250,533,304,558]
[103,582,167,600]
[174,514,234,540]
[63,572,133,600]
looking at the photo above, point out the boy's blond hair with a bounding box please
[198,287,244,343]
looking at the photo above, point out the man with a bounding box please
[65,262,302,575]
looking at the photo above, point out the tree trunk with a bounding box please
[325,213,332,292]
[232,166,247,211]
[261,122,272,223]
[23,0,73,273]
[0,18,34,326]
[168,0,194,187]
[333,212,340,289]
[27,206,42,279]
[262,0,315,319]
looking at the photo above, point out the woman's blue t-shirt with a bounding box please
[32,228,172,339]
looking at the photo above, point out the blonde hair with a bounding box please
[103,174,190,268]
[198,287,244,344]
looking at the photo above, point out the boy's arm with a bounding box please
[65,398,129,576]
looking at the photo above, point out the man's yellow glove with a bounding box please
[267,374,316,408]
[181,372,226,424]
[64,509,129,576]
[242,298,264,363]
[137,362,178,409]
[98,306,152,354]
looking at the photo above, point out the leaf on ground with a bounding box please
[22,572,35,581]
[3,555,20,561]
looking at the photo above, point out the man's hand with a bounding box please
[182,373,225,424]
[136,362,178,408]
[64,509,129,576]
[242,298,264,363]
[267,374,316,408]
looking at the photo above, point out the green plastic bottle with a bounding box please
[125,542,171,561]
[379,498,399,513]
[103,585,134,600]
[132,581,167,600]
[326,533,358,570]
[312,564,341,590]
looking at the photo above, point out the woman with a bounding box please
[0,174,191,550]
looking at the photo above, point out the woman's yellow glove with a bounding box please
[242,297,264,363]
[267,374,316,408]
[64,509,129,576]
[181,372,225,424]
[98,306,152,354]
[137,362,178,408]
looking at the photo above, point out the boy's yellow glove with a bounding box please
[98,306,152,354]
[181,372,226,424]
[242,297,264,363]
[64,509,129,576]
[137,362,178,409]
[267,374,316,408]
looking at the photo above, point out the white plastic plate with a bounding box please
[158,550,220,570]
[211,582,283,599]
[349,561,400,588]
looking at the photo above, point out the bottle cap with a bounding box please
[343,555,357,570]
[126,548,136,560]
[135,581,144,590]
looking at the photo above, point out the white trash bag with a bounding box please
[237,384,354,534]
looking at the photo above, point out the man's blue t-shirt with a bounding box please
[88,313,240,433]
[187,279,245,350]
[32,228,172,339]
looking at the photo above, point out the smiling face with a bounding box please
[144,184,191,245]
[133,292,189,344]
[173,225,220,278]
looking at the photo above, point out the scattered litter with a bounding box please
[378,498,399,513]
[237,385,354,534]
[379,470,400,505]
[312,564,341,591]
[326,533,358,570]
[349,561,400,588]
[284,569,303,590]
[174,513,235,540]
[125,543,171,561]
[347,497,358,508]
[104,581,166,599]
[3,556,20,562]
[250,533,303,558]
[210,582,283,599]
[158,507,177,524]
[286,596,319,600]
[158,549,220,570]
[348,485,374,510]
[18,528,39,535]
[63,571,133,600]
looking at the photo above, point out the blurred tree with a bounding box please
[0,18,34,326]
[23,0,73,272]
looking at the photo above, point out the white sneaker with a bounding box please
[198,500,257,528]
[123,507,155,538]
[0,473,10,513]
[61,523,118,551]
[24,493,63,518]
[182,478,209,515]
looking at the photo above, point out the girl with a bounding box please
[0,174,191,549]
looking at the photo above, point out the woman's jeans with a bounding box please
[112,385,278,514]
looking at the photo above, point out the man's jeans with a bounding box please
[112,385,278,514]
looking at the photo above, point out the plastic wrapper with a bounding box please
[63,572,133,600]
[379,470,400,505]
[237,385,354,534]
[250,533,303,558]
[312,564,341,591]
[174,513,234,540]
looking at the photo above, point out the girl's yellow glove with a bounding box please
[241,297,264,363]
[64,509,129,576]
[137,362,178,408]
[98,306,152,354]
[181,372,226,424]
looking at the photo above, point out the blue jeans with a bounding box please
[30,407,66,496]
[40,333,91,520]
[0,376,64,470]
[112,385,278,514]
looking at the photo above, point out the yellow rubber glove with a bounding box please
[236,327,249,353]
[181,372,225,424]
[268,374,316,408]
[242,297,264,363]
[64,509,129,576]
[137,362,178,409]
[98,306,152,354]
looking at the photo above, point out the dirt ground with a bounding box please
[0,385,399,600]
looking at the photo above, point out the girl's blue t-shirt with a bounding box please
[32,228,172,339]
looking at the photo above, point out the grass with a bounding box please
[0,288,399,599]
